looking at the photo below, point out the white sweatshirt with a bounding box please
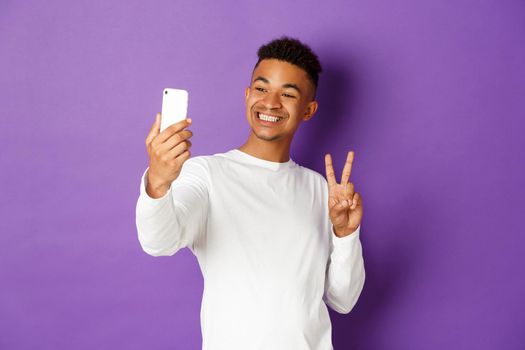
[135,148,365,350]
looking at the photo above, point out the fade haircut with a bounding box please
[253,36,322,99]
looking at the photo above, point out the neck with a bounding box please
[238,132,292,163]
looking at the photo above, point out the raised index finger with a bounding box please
[341,151,354,185]
[325,154,337,189]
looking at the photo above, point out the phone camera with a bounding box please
[164,90,168,94]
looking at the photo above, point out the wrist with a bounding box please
[146,172,170,199]
[146,183,170,199]
[333,225,359,238]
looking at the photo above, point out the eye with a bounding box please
[282,93,296,98]
[255,87,266,92]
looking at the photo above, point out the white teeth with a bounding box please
[258,113,282,122]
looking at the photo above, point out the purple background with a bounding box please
[1,0,524,349]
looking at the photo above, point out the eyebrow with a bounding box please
[253,76,302,94]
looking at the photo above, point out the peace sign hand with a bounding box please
[325,151,363,237]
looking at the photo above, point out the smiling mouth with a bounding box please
[256,112,286,123]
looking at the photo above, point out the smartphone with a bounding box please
[160,88,189,132]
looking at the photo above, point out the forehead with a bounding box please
[251,59,311,87]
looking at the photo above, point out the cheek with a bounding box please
[247,96,264,110]
[245,98,258,117]
[245,96,254,108]
[285,101,301,115]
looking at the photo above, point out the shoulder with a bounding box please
[181,154,210,171]
[177,155,214,185]
[295,164,328,186]
[180,151,232,175]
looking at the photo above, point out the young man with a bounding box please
[136,36,365,350]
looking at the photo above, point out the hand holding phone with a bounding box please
[143,88,192,198]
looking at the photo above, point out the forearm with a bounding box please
[135,160,209,257]
[136,169,187,256]
[323,225,365,314]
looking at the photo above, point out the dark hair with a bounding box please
[254,36,322,97]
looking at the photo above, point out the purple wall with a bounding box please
[1,0,524,349]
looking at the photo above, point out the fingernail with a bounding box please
[187,118,192,123]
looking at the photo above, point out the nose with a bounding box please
[261,91,282,109]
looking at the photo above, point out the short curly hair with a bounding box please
[254,36,322,98]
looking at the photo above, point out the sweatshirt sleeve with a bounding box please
[135,157,210,257]
[323,223,366,314]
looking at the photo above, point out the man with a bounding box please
[136,36,365,350]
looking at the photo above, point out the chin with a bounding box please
[252,128,282,142]
[256,133,281,142]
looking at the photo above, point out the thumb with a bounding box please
[146,113,161,145]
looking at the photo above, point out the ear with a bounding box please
[245,87,250,103]
[303,100,318,121]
